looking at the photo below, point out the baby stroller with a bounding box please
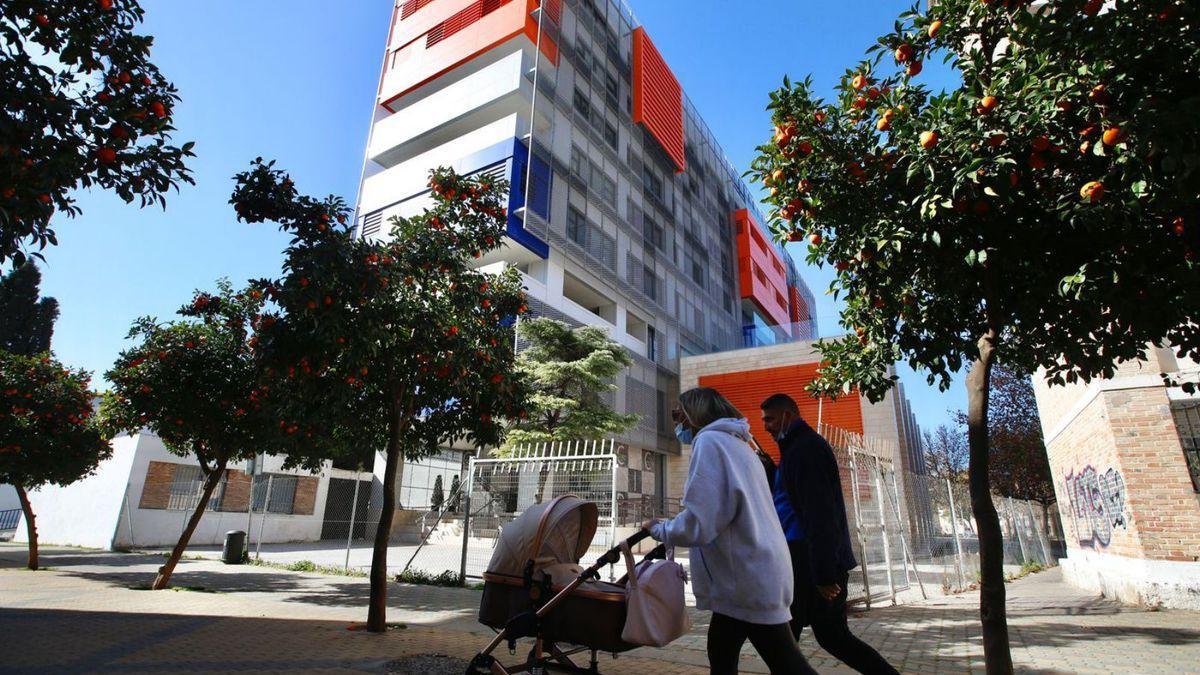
[467,495,663,674]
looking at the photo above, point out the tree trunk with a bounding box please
[14,483,38,571]
[152,458,228,590]
[966,328,1013,674]
[367,400,405,632]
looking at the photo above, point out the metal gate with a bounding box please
[460,440,618,579]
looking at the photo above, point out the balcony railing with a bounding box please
[0,508,21,532]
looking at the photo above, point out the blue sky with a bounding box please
[29,0,964,432]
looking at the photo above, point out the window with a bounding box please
[1174,403,1200,492]
[691,258,705,288]
[169,465,226,511]
[643,265,658,301]
[605,73,619,102]
[592,166,616,206]
[643,214,663,251]
[252,473,298,514]
[642,166,662,200]
[629,469,643,494]
[567,206,587,246]
[576,46,592,74]
[603,122,618,150]
[570,145,585,178]
[573,87,591,117]
[647,325,658,362]
[656,388,667,432]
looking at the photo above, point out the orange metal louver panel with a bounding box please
[699,365,864,462]
[632,27,685,173]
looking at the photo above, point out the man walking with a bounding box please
[760,393,899,675]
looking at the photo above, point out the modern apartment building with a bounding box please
[354,0,816,504]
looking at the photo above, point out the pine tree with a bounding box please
[503,318,639,449]
[0,263,59,356]
[449,474,462,512]
[430,475,444,512]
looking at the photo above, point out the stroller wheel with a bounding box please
[465,654,494,674]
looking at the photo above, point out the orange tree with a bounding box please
[752,1,1199,671]
[235,159,529,633]
[101,279,304,590]
[0,0,194,265]
[0,352,110,570]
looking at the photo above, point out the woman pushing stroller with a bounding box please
[642,387,817,675]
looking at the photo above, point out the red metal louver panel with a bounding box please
[632,27,685,174]
[401,0,436,20]
[427,0,512,49]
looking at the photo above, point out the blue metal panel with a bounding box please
[508,139,551,259]
[363,137,550,259]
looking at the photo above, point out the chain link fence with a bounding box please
[821,424,1062,606]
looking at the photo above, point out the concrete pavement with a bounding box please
[2,543,1198,674]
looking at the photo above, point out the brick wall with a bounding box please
[1042,378,1200,563]
[1045,391,1143,558]
[221,469,252,513]
[293,477,319,516]
[139,461,177,509]
[1104,387,1200,561]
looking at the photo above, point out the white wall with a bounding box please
[0,484,19,512]
[14,433,140,549]
[111,438,332,548]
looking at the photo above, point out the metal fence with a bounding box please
[0,508,20,538]
[399,440,619,581]
[820,423,1062,606]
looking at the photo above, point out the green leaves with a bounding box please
[239,162,530,463]
[754,0,1200,402]
[501,318,639,452]
[1,351,111,489]
[0,0,195,266]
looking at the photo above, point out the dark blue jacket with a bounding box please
[777,419,858,586]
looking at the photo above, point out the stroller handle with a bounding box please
[583,529,654,577]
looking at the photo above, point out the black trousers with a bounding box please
[789,540,899,675]
[707,612,817,675]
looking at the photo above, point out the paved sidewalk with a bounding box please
[2,544,1198,674]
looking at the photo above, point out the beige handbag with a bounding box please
[619,541,692,647]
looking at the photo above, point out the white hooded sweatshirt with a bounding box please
[650,417,793,625]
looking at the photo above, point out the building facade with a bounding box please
[355,0,816,510]
[1032,349,1200,609]
[676,340,930,543]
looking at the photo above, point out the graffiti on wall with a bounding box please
[1064,465,1127,548]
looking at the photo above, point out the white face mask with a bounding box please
[675,406,697,445]
[776,412,796,440]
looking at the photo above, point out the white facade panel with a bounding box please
[369,49,530,168]
[359,113,525,215]
[14,433,140,549]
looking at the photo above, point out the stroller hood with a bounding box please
[486,495,599,577]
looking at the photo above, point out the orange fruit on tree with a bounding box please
[1031,136,1051,153]
[894,44,915,63]
[920,130,939,149]
[1102,127,1124,146]
[1083,0,1102,16]
[814,110,827,124]
[907,61,923,76]
[1079,181,1104,204]
[877,118,892,132]
[978,96,999,115]
[852,74,869,91]
[928,19,943,38]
